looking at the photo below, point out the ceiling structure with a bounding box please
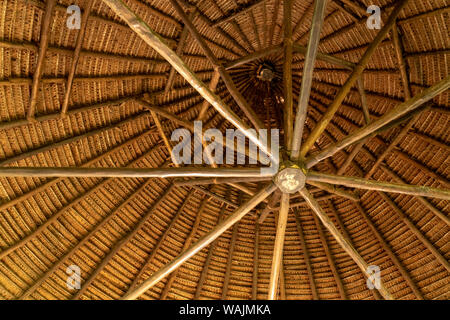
[0,0,449,300]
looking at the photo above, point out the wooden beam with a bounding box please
[293,44,355,69]
[336,77,371,175]
[376,191,450,273]
[353,202,424,299]
[27,0,56,120]
[306,171,450,200]
[283,0,294,147]
[306,181,359,201]
[164,9,197,95]
[195,205,226,299]
[150,111,178,166]
[380,165,449,227]
[299,188,394,300]
[299,0,410,157]
[197,70,221,121]
[0,144,165,262]
[60,1,93,116]
[0,167,271,179]
[290,0,327,158]
[222,213,239,298]
[19,176,160,299]
[251,221,260,299]
[293,209,319,299]
[122,183,277,299]
[325,201,382,299]
[268,193,289,300]
[311,212,347,299]
[392,24,412,100]
[169,0,265,131]
[224,45,283,70]
[306,75,450,167]
[191,186,238,209]
[174,176,271,186]
[0,112,151,167]
[269,0,281,46]
[73,184,175,299]
[160,195,208,299]
[257,191,281,224]
[101,0,271,158]
[126,189,195,294]
[211,0,266,28]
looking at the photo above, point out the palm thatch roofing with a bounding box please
[0,0,449,300]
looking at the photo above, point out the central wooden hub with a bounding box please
[274,163,306,194]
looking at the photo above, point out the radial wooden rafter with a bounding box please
[0,0,448,301]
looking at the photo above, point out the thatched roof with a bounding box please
[0,0,448,300]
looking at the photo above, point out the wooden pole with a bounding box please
[0,145,166,262]
[306,75,450,167]
[252,221,260,299]
[0,167,272,178]
[290,0,327,158]
[72,184,175,299]
[336,77,371,175]
[60,1,93,116]
[307,171,450,200]
[191,186,238,208]
[353,202,424,299]
[222,217,239,299]
[27,0,56,120]
[164,8,197,95]
[126,190,196,294]
[299,188,394,300]
[174,176,271,186]
[268,193,289,300]
[258,191,281,224]
[195,205,227,299]
[211,0,266,28]
[311,212,347,299]
[293,209,319,299]
[306,181,359,201]
[380,165,449,226]
[299,0,410,157]
[376,191,450,273]
[101,0,272,159]
[325,201,382,299]
[169,0,265,131]
[225,45,283,69]
[197,70,221,121]
[122,183,277,299]
[160,196,208,299]
[283,0,294,147]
